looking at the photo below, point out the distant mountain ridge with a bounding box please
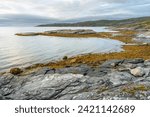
[37,16,150,29]
[0,14,59,26]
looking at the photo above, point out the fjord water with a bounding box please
[0,27,124,72]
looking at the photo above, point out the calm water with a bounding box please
[0,27,124,71]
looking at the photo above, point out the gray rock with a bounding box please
[16,29,96,37]
[58,95,74,100]
[144,60,150,66]
[145,77,150,81]
[86,68,109,77]
[124,58,144,64]
[100,59,124,68]
[122,63,137,69]
[147,96,150,100]
[44,29,97,35]
[0,59,150,100]
[130,67,145,77]
[72,92,99,100]
[0,73,14,86]
[143,68,150,78]
[55,65,90,75]
[105,72,134,86]
[118,63,137,71]
[33,68,52,76]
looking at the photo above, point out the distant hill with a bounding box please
[0,14,59,27]
[37,16,150,29]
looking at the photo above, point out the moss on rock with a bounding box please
[10,68,23,75]
[63,56,68,60]
[122,85,150,95]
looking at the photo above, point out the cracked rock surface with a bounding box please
[0,59,150,100]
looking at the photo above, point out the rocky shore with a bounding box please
[0,28,149,100]
[15,29,97,36]
[1,58,150,100]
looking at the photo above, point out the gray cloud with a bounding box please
[0,0,150,21]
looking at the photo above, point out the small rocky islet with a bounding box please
[1,28,150,100]
[15,29,97,36]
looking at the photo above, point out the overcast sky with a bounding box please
[0,0,150,20]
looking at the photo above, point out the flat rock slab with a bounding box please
[135,31,150,43]
[0,59,150,100]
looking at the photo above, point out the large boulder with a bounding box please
[130,67,145,77]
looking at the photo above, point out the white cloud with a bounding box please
[0,0,150,19]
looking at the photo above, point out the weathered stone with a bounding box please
[148,96,150,100]
[144,68,150,78]
[55,66,90,75]
[134,32,150,43]
[87,68,108,77]
[58,95,74,100]
[121,63,137,69]
[117,67,130,72]
[1,59,150,100]
[136,63,145,67]
[72,92,99,100]
[130,67,145,77]
[105,72,134,86]
[144,59,150,66]
[34,68,51,76]
[124,58,144,64]
[145,76,150,82]
[0,73,14,86]
[45,69,55,74]
[1,87,14,96]
[100,60,124,68]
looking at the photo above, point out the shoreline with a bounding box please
[20,44,150,76]
[1,28,150,75]
[1,27,150,100]
[1,58,150,100]
[15,28,137,43]
[6,28,149,75]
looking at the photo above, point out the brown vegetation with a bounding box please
[20,44,150,75]
[10,68,23,75]
[122,85,150,95]
[40,29,137,43]
[11,29,150,75]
